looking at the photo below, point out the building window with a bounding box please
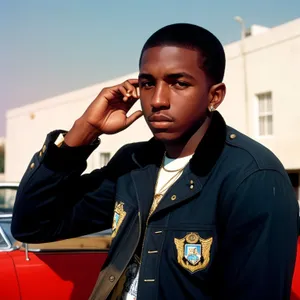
[257,92,273,136]
[100,152,111,167]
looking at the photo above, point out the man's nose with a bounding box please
[151,83,170,109]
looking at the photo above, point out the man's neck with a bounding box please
[164,117,211,158]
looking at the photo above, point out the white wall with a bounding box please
[220,18,300,170]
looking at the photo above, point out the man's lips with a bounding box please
[147,113,173,130]
[147,113,173,122]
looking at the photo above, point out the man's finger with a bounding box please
[125,110,143,128]
[124,80,139,98]
[118,86,131,101]
[126,79,139,85]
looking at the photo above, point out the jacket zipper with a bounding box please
[139,213,151,266]
[135,211,151,300]
[139,165,164,267]
[97,214,141,300]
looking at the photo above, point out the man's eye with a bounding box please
[140,82,154,89]
[174,81,190,88]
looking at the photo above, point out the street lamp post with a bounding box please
[234,16,249,135]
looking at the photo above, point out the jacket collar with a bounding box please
[132,111,227,176]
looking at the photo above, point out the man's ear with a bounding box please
[207,83,226,111]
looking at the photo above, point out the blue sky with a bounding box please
[0,0,299,136]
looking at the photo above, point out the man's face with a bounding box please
[139,46,211,142]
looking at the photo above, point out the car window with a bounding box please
[0,231,7,248]
[0,187,17,214]
[0,225,11,250]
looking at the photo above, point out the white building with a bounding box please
[5,18,300,200]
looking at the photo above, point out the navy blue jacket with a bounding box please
[11,112,299,300]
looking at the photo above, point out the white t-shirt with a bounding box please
[121,153,193,300]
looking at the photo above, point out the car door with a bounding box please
[0,183,21,299]
[9,233,109,300]
[291,238,300,300]
[0,226,21,299]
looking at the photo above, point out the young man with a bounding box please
[12,24,299,299]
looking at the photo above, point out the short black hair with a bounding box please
[139,23,226,84]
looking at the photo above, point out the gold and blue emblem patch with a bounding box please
[112,202,126,238]
[174,232,213,273]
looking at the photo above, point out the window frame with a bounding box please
[100,152,111,167]
[256,91,273,137]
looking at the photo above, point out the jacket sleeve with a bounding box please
[11,130,132,243]
[216,169,299,300]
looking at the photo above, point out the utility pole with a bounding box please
[234,16,249,135]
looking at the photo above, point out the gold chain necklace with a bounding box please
[162,164,186,172]
[148,152,189,216]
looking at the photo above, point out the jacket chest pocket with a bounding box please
[166,226,217,277]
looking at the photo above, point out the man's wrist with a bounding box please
[63,118,101,147]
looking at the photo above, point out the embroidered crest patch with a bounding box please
[112,202,126,238]
[174,232,213,273]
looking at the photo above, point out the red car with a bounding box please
[0,182,109,300]
[1,182,299,299]
[293,238,300,300]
